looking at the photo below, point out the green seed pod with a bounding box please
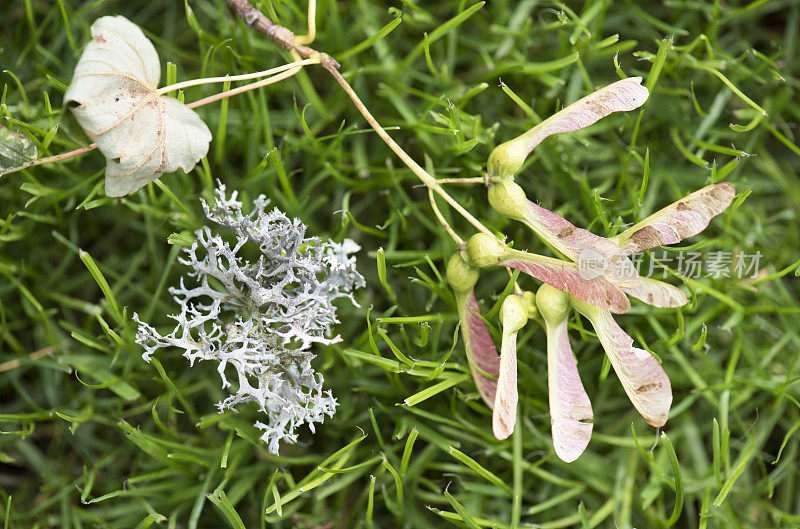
[536,283,571,326]
[465,233,506,268]
[487,139,528,179]
[522,291,539,320]
[500,293,528,334]
[446,253,479,295]
[487,179,529,221]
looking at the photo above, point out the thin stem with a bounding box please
[0,346,55,373]
[157,59,318,95]
[294,0,317,45]
[435,176,488,185]
[31,144,96,167]
[225,0,325,62]
[506,266,524,295]
[321,63,495,238]
[428,188,463,245]
[511,410,523,529]
[187,66,304,108]
[224,0,496,237]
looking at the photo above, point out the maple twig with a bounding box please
[224,0,496,240]
[224,0,339,70]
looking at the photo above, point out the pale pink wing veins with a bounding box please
[502,254,631,314]
[612,182,736,256]
[522,200,640,288]
[547,319,593,462]
[517,77,649,155]
[460,293,501,408]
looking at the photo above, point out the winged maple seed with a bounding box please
[486,77,650,181]
[536,284,593,463]
[446,254,501,407]
[65,16,211,197]
[570,296,672,428]
[492,294,528,440]
[611,182,737,256]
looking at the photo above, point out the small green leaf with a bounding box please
[206,489,246,529]
[399,428,418,476]
[0,124,37,176]
[403,373,469,406]
[79,249,123,325]
[185,0,203,36]
[661,432,684,526]
[443,489,482,529]
[168,231,195,247]
[448,445,512,493]
[376,247,396,302]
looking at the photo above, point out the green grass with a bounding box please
[2,0,800,527]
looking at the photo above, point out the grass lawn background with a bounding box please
[1,0,799,527]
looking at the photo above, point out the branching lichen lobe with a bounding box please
[135,185,364,454]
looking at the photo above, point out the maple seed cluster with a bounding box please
[448,77,736,462]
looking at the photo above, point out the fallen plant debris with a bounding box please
[0,125,37,175]
[1,15,318,191]
[64,16,212,196]
[450,77,736,460]
[3,0,795,527]
[457,176,734,461]
[134,184,364,454]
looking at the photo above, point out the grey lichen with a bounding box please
[134,185,364,454]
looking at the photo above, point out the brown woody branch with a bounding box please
[224,0,339,70]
